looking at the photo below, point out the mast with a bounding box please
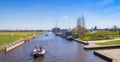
[55,20,57,33]
[55,20,57,28]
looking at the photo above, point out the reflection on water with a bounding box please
[34,56,44,62]
[0,32,108,62]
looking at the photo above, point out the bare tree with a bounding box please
[76,15,86,35]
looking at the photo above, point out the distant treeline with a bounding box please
[0,30,44,32]
[96,28,120,31]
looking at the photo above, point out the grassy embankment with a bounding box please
[96,40,120,45]
[78,30,120,41]
[0,32,41,50]
[78,30,120,45]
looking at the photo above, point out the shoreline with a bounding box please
[0,32,42,51]
[74,38,120,62]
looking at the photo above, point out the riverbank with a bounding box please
[0,32,42,51]
[94,49,120,62]
[78,31,120,41]
[75,38,120,62]
[84,38,120,49]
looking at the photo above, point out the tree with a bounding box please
[76,16,86,35]
[94,26,97,30]
[77,26,86,34]
[71,27,77,34]
[71,15,86,35]
[112,25,118,31]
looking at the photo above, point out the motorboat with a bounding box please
[32,47,45,58]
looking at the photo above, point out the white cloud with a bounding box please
[63,16,69,19]
[97,0,114,7]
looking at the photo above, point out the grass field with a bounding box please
[96,40,120,45]
[78,30,120,41]
[0,32,40,36]
[0,32,41,50]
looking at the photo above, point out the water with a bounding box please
[0,32,108,62]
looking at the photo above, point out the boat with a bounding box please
[66,36,73,40]
[55,32,61,36]
[32,47,45,58]
[45,34,48,36]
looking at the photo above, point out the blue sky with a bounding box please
[0,0,120,30]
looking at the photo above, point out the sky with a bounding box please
[0,0,120,30]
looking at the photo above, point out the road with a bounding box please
[0,32,107,62]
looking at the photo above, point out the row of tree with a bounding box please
[71,15,119,36]
[71,15,86,35]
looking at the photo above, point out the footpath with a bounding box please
[94,49,120,62]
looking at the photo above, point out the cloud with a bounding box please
[63,16,69,19]
[97,0,115,7]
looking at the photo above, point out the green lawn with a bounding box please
[96,40,120,45]
[78,30,120,41]
[0,32,39,36]
[0,35,22,46]
[0,32,41,50]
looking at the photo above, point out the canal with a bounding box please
[0,32,108,62]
